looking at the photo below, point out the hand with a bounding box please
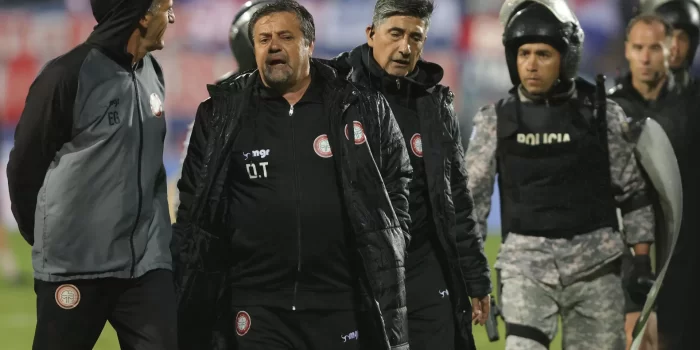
[627,254,655,305]
[471,295,490,326]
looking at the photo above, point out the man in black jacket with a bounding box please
[609,12,700,350]
[609,15,676,350]
[7,0,177,349]
[172,1,412,350]
[324,1,492,349]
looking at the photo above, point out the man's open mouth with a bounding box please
[267,58,287,66]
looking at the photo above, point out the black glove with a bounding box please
[627,254,655,305]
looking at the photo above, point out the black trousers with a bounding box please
[406,249,455,350]
[230,305,362,350]
[32,269,177,350]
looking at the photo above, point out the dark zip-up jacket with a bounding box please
[609,72,700,348]
[608,73,693,265]
[172,60,412,350]
[6,0,172,282]
[323,44,492,350]
[226,68,358,310]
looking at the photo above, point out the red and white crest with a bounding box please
[55,284,81,309]
[149,93,164,117]
[313,134,333,158]
[410,133,423,157]
[235,311,251,336]
[344,121,366,145]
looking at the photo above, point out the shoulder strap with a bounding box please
[495,95,519,139]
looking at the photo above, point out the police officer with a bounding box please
[654,0,700,91]
[466,1,656,349]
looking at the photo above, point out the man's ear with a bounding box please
[139,14,152,28]
[365,25,374,47]
[308,41,315,56]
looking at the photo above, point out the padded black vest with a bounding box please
[496,81,618,239]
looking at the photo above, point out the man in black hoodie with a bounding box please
[7,0,177,349]
[324,1,492,349]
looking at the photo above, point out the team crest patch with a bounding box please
[344,121,366,145]
[149,93,163,117]
[55,284,80,309]
[235,311,252,336]
[313,134,333,158]
[411,133,423,157]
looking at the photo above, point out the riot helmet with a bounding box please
[500,0,584,86]
[652,0,700,67]
[229,0,275,72]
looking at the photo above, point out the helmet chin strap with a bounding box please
[524,77,574,101]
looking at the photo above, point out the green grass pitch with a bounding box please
[0,233,564,349]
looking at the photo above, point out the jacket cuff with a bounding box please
[465,276,493,298]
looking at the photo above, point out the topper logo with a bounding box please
[252,149,270,158]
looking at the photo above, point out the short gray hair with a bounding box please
[147,0,161,14]
[371,0,435,29]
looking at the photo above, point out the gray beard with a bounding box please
[263,69,293,92]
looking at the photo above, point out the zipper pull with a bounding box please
[289,105,294,116]
[396,79,400,89]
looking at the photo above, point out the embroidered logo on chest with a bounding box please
[149,93,164,117]
[411,133,423,157]
[344,121,366,145]
[314,135,333,158]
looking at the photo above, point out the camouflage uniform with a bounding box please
[466,89,655,350]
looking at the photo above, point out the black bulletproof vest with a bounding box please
[495,85,618,240]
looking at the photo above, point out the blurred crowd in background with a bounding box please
[0,0,698,231]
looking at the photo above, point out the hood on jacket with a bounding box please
[87,0,153,67]
[348,43,444,91]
